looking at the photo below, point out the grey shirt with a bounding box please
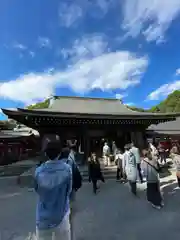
[143,158,159,183]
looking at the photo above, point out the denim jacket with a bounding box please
[34,159,72,230]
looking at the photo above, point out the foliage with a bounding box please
[128,106,146,112]
[129,91,180,113]
[149,90,180,113]
[27,99,50,109]
[0,120,16,130]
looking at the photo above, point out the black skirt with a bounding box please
[147,182,162,206]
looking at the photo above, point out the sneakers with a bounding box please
[148,201,163,209]
[161,202,165,207]
[151,204,162,210]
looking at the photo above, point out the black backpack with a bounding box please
[67,157,82,191]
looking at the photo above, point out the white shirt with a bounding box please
[115,153,124,160]
[122,151,129,171]
[68,150,75,165]
[103,145,110,155]
[149,143,158,156]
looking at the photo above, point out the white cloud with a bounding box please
[13,43,27,50]
[175,68,180,76]
[58,0,114,27]
[122,0,180,43]
[96,0,112,14]
[38,37,51,48]
[59,2,83,27]
[115,93,127,99]
[147,80,180,100]
[29,51,35,58]
[125,102,134,106]
[0,50,148,104]
[60,35,108,61]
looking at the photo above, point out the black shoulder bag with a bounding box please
[143,159,161,173]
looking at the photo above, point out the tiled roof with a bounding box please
[148,117,180,131]
[30,96,172,116]
[33,96,136,115]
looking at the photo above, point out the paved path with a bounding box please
[0,175,180,240]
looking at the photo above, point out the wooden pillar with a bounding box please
[131,131,146,150]
[130,132,137,145]
[83,128,90,165]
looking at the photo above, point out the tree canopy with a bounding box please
[0,120,16,130]
[27,99,50,109]
[149,90,180,113]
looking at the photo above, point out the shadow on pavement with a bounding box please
[162,181,180,196]
[159,167,172,179]
[160,179,175,187]
[161,180,180,210]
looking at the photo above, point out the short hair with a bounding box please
[91,152,96,156]
[171,146,178,154]
[124,143,131,150]
[117,149,122,154]
[44,140,61,160]
[60,147,70,159]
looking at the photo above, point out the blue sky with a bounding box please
[1,0,180,119]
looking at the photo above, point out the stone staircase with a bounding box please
[80,165,117,182]
[17,163,117,188]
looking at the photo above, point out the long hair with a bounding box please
[90,152,99,163]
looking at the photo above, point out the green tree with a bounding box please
[27,99,50,109]
[149,90,180,113]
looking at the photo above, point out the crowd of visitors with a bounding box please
[101,140,180,209]
[33,137,180,240]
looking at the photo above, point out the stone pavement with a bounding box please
[0,175,180,240]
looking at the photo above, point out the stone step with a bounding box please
[81,167,117,182]
[18,165,118,187]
